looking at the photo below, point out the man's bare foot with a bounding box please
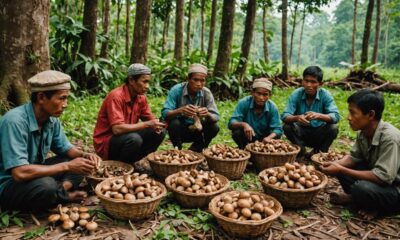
[330,192,353,205]
[68,191,88,202]
[63,181,73,191]
[358,209,378,220]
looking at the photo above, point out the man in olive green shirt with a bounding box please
[321,89,400,218]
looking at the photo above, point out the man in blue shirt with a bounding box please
[228,78,282,149]
[281,66,340,159]
[0,70,101,212]
[161,63,219,152]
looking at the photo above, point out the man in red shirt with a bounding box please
[93,64,166,170]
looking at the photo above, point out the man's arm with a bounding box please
[111,120,166,135]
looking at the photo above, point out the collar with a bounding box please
[26,102,54,132]
[301,87,321,101]
[249,97,270,112]
[182,82,204,97]
[123,84,132,103]
[359,121,384,146]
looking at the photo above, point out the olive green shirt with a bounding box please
[350,121,400,188]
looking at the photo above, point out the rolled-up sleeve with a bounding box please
[161,87,179,120]
[269,104,283,137]
[228,101,245,129]
[324,92,340,124]
[204,91,219,121]
[281,93,297,121]
[371,138,400,184]
[51,120,73,156]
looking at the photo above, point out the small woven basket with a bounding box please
[310,151,346,168]
[259,167,328,208]
[95,177,166,220]
[202,148,250,180]
[165,172,230,208]
[245,143,300,171]
[86,160,134,188]
[208,191,283,238]
[146,150,204,179]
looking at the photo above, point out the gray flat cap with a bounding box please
[28,70,71,92]
[128,63,151,76]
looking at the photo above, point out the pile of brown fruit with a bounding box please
[215,192,276,221]
[248,140,297,153]
[99,173,163,201]
[48,205,98,233]
[313,151,346,163]
[261,162,322,189]
[169,170,226,194]
[148,149,201,164]
[206,144,249,159]
[91,164,131,178]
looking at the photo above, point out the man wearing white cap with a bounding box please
[0,70,101,212]
[228,78,282,149]
[161,63,219,152]
[93,63,166,171]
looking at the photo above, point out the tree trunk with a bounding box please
[360,0,374,65]
[384,9,390,66]
[200,0,205,53]
[351,0,358,64]
[174,0,184,65]
[234,0,257,82]
[125,0,130,58]
[186,0,193,55]
[296,10,306,69]
[207,0,217,62]
[130,0,152,64]
[289,4,298,67]
[100,0,110,58]
[372,0,381,64]
[65,0,68,16]
[281,0,289,81]
[262,5,270,63]
[214,0,235,77]
[115,0,122,53]
[0,0,50,108]
[152,15,157,46]
[162,13,170,54]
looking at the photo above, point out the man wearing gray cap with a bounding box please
[0,70,101,212]
[228,78,282,149]
[93,63,166,170]
[161,63,219,152]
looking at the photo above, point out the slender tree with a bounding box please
[372,0,381,64]
[186,0,193,55]
[351,0,358,64]
[262,5,270,63]
[175,0,184,65]
[296,9,306,69]
[100,0,110,58]
[206,0,217,62]
[360,0,374,65]
[115,0,122,53]
[281,0,289,81]
[200,0,205,53]
[289,3,298,66]
[125,0,131,58]
[130,0,152,64]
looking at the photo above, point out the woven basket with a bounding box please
[259,167,328,208]
[86,160,134,188]
[146,150,205,179]
[95,176,166,220]
[208,191,283,238]
[310,151,346,168]
[245,143,300,171]
[202,148,250,180]
[165,172,230,208]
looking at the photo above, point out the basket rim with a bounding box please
[310,152,347,165]
[146,150,205,166]
[86,160,134,181]
[95,176,167,204]
[165,172,230,197]
[245,143,300,156]
[202,148,251,162]
[258,167,328,193]
[208,190,283,225]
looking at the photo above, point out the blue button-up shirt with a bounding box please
[281,87,340,128]
[0,102,73,194]
[228,96,283,139]
[161,82,219,125]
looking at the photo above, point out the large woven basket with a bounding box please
[86,160,134,188]
[208,191,283,238]
[95,177,166,220]
[245,143,300,171]
[202,148,250,180]
[146,150,204,179]
[259,167,328,208]
[165,172,230,208]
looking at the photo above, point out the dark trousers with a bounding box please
[0,156,83,212]
[167,118,219,152]
[232,128,265,149]
[109,128,166,163]
[283,123,338,156]
[337,163,400,213]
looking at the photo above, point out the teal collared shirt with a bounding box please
[228,96,282,139]
[0,102,73,194]
[161,82,219,125]
[281,87,340,128]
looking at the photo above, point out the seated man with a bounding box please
[228,78,282,149]
[93,64,166,169]
[281,66,340,158]
[321,89,400,219]
[0,70,101,212]
[161,63,219,152]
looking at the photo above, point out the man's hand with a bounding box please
[197,107,209,117]
[296,115,310,126]
[180,104,197,118]
[67,158,97,175]
[262,136,273,143]
[305,111,321,121]
[82,153,102,167]
[320,162,344,176]
[243,123,256,141]
[145,119,166,134]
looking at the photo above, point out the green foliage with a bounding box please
[231,172,262,191]
[340,209,354,221]
[0,210,24,229]
[298,210,312,218]
[23,227,48,240]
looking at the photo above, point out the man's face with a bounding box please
[40,90,69,117]
[251,88,271,108]
[302,75,321,97]
[347,102,374,131]
[188,73,206,93]
[130,74,151,94]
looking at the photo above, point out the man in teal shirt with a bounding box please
[228,78,282,149]
[0,70,101,212]
[281,66,340,159]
